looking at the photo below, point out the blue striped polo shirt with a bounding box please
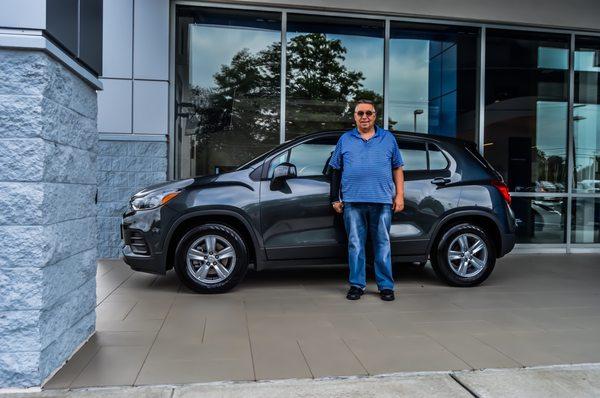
[328,126,404,204]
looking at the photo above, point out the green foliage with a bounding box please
[183,33,384,172]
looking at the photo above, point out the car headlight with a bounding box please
[130,190,181,211]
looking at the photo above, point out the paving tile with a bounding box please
[345,335,470,375]
[90,331,157,347]
[147,339,251,363]
[95,299,138,322]
[124,300,173,321]
[250,336,312,380]
[509,308,586,332]
[424,331,521,369]
[247,314,336,340]
[366,312,427,337]
[46,255,600,388]
[136,357,254,385]
[298,336,367,377]
[43,339,102,389]
[202,313,249,343]
[70,346,150,388]
[96,318,164,333]
[415,320,505,335]
[327,314,383,340]
[471,332,565,367]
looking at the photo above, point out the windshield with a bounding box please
[236,146,281,171]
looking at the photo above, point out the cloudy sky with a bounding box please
[188,22,439,133]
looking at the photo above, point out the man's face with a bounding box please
[354,103,376,131]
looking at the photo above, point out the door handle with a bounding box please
[431,177,451,186]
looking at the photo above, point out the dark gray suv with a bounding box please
[121,131,516,293]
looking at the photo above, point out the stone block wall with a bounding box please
[97,140,167,258]
[0,49,97,387]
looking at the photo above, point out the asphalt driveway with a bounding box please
[45,254,600,388]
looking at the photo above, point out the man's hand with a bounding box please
[332,201,344,214]
[392,196,404,213]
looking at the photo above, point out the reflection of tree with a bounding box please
[185,33,385,174]
[534,148,565,191]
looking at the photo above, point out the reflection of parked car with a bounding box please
[121,131,517,293]
[531,199,563,232]
[517,180,562,193]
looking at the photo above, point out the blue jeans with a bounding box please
[343,202,394,291]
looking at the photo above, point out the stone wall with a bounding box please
[0,49,98,387]
[97,140,167,258]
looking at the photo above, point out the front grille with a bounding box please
[125,230,150,255]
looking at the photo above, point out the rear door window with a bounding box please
[428,143,449,170]
[397,140,428,171]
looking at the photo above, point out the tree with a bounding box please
[186,33,380,171]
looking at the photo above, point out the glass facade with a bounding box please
[484,30,569,194]
[175,7,281,177]
[574,36,600,194]
[174,5,600,250]
[389,23,478,141]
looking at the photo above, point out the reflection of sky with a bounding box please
[189,23,451,134]
[536,101,568,158]
[189,24,279,88]
[287,32,383,95]
[574,103,600,174]
[389,39,430,131]
[575,50,600,72]
[537,47,568,70]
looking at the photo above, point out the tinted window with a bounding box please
[429,144,449,170]
[398,140,427,171]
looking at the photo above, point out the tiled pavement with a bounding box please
[45,254,600,389]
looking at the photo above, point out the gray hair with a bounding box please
[354,99,376,112]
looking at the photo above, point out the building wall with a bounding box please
[236,0,600,32]
[97,0,169,258]
[0,49,97,387]
[97,140,167,258]
[96,0,600,258]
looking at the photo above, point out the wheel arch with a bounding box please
[164,209,262,272]
[428,210,503,258]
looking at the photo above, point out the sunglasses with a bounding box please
[355,110,376,117]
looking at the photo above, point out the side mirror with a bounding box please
[270,162,297,190]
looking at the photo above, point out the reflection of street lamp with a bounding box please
[413,109,424,132]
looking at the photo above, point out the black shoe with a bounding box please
[346,286,364,300]
[379,289,395,301]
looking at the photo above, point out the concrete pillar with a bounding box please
[0,49,98,388]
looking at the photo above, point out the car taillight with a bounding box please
[492,180,511,204]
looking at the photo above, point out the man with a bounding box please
[328,99,404,301]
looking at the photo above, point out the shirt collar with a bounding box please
[351,125,381,139]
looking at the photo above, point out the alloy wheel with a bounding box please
[186,234,237,284]
[446,233,488,278]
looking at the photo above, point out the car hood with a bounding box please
[132,178,195,198]
[133,169,253,199]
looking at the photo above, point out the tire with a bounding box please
[430,223,496,287]
[174,224,249,293]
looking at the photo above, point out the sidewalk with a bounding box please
[45,254,600,388]
[2,364,600,397]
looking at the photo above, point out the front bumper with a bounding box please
[122,244,166,275]
[121,204,178,275]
